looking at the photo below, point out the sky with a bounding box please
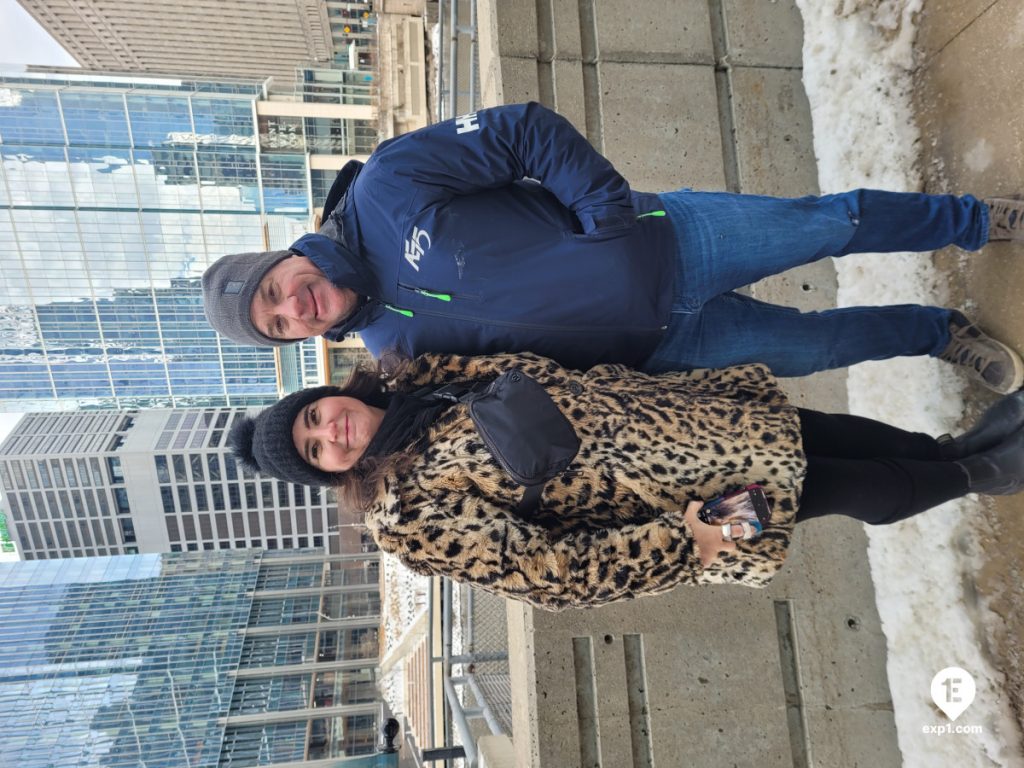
[0,0,78,68]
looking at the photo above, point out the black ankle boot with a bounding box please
[954,427,1024,495]
[938,389,1024,459]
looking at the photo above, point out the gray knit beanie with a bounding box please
[228,386,348,488]
[202,250,294,347]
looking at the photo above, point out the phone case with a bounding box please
[698,484,772,531]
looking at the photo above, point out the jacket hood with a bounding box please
[322,158,363,217]
[289,159,384,338]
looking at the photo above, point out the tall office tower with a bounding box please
[15,0,381,83]
[0,549,389,766]
[0,68,377,412]
[0,408,376,560]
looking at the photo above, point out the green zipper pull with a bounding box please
[384,304,414,318]
[637,210,666,219]
[417,289,452,302]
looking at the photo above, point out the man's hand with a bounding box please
[683,500,738,569]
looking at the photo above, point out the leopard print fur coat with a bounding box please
[362,352,806,611]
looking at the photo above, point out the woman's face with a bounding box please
[292,396,385,472]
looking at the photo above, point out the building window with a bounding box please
[160,487,175,514]
[119,518,137,544]
[114,487,131,514]
[172,455,188,482]
[195,486,209,512]
[170,543,182,552]
[166,516,181,543]
[177,485,192,513]
[89,458,103,485]
[155,456,170,484]
[107,456,124,483]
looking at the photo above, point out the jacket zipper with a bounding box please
[397,282,481,302]
[382,301,666,333]
[384,211,670,332]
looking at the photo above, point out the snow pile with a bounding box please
[378,551,430,717]
[796,1,1024,764]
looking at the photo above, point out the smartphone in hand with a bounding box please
[698,484,772,541]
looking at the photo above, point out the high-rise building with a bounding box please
[0,68,377,412]
[0,548,390,767]
[15,0,383,84]
[0,407,376,560]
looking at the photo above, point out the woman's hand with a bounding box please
[683,500,738,569]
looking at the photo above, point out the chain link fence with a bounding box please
[448,581,512,765]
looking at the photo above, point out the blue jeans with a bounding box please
[640,189,989,377]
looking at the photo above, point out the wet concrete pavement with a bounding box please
[916,0,1024,732]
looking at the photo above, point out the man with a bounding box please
[203,102,1024,392]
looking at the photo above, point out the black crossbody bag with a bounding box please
[423,370,580,513]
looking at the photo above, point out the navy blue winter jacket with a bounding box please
[289,102,677,370]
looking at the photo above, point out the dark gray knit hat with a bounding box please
[202,250,294,347]
[229,386,348,488]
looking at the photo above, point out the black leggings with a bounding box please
[795,409,969,525]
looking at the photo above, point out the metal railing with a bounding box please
[435,0,479,122]
[419,576,511,767]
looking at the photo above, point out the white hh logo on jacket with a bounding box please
[404,226,432,270]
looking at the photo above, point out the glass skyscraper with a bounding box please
[0,69,371,412]
[0,549,391,767]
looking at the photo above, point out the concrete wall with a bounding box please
[477,1,902,765]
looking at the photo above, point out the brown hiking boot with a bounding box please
[984,196,1024,242]
[939,312,1024,394]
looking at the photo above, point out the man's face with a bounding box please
[250,255,358,341]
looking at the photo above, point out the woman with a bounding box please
[228,352,1024,611]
